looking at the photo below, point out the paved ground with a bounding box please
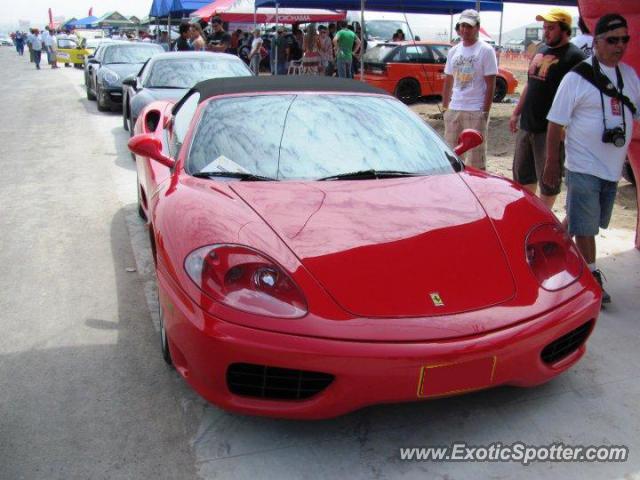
[0,47,639,480]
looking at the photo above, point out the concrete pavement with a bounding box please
[0,47,638,480]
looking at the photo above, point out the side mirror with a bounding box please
[88,57,99,64]
[122,74,137,88]
[128,134,175,168]
[454,129,483,156]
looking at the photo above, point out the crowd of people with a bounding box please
[171,16,369,78]
[11,27,71,69]
[442,7,638,305]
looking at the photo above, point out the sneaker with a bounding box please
[592,269,611,304]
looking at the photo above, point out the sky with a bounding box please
[0,1,579,38]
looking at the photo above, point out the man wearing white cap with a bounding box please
[442,9,497,170]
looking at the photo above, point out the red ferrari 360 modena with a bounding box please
[129,76,601,419]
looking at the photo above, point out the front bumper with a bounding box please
[159,271,599,419]
[100,85,123,108]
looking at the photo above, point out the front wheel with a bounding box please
[86,83,96,101]
[395,79,420,104]
[123,99,129,131]
[96,85,108,112]
[158,299,173,366]
[494,77,507,103]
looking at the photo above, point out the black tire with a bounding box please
[494,77,507,103]
[622,160,636,186]
[159,299,173,366]
[395,78,421,104]
[96,85,109,112]
[86,84,96,101]
[123,98,129,131]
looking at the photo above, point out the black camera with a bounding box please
[602,126,626,148]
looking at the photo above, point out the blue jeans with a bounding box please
[33,49,41,69]
[337,59,352,78]
[565,170,618,236]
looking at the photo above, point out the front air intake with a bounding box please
[227,363,334,400]
[541,320,594,364]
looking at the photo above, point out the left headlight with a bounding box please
[525,223,583,291]
[102,69,120,86]
[184,244,308,318]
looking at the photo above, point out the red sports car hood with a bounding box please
[232,175,515,317]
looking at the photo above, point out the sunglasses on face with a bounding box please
[603,35,630,45]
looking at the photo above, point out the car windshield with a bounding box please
[103,45,162,64]
[363,45,397,63]
[87,39,109,49]
[365,21,409,41]
[57,38,77,49]
[187,94,455,180]
[430,44,451,61]
[145,58,252,88]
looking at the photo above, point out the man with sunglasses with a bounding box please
[544,14,640,305]
[510,8,586,209]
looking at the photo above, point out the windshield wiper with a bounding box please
[147,85,185,89]
[192,171,276,181]
[318,169,419,181]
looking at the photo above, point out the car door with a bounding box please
[425,44,450,95]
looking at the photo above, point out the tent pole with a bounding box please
[275,3,279,75]
[476,0,480,11]
[168,14,171,39]
[497,7,504,66]
[254,4,257,29]
[360,0,364,81]
[449,12,453,42]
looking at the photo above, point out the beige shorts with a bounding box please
[444,109,489,170]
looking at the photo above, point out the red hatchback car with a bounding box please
[362,41,518,104]
[129,76,600,419]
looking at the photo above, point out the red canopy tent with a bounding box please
[191,0,346,24]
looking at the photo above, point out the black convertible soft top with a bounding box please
[172,76,390,114]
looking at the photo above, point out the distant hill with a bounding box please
[491,16,579,45]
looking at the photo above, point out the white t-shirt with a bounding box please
[547,57,640,181]
[444,39,498,111]
[251,37,263,57]
[571,33,593,57]
[41,30,53,47]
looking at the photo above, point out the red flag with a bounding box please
[88,7,93,16]
[48,8,54,29]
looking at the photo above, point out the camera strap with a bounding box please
[572,59,637,116]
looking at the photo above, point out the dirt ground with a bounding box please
[410,70,638,230]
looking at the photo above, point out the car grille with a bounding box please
[226,363,334,400]
[108,91,123,103]
[541,320,594,364]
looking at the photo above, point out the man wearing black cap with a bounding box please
[544,14,640,305]
[510,8,586,210]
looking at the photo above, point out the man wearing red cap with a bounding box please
[510,8,586,209]
[544,13,640,305]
